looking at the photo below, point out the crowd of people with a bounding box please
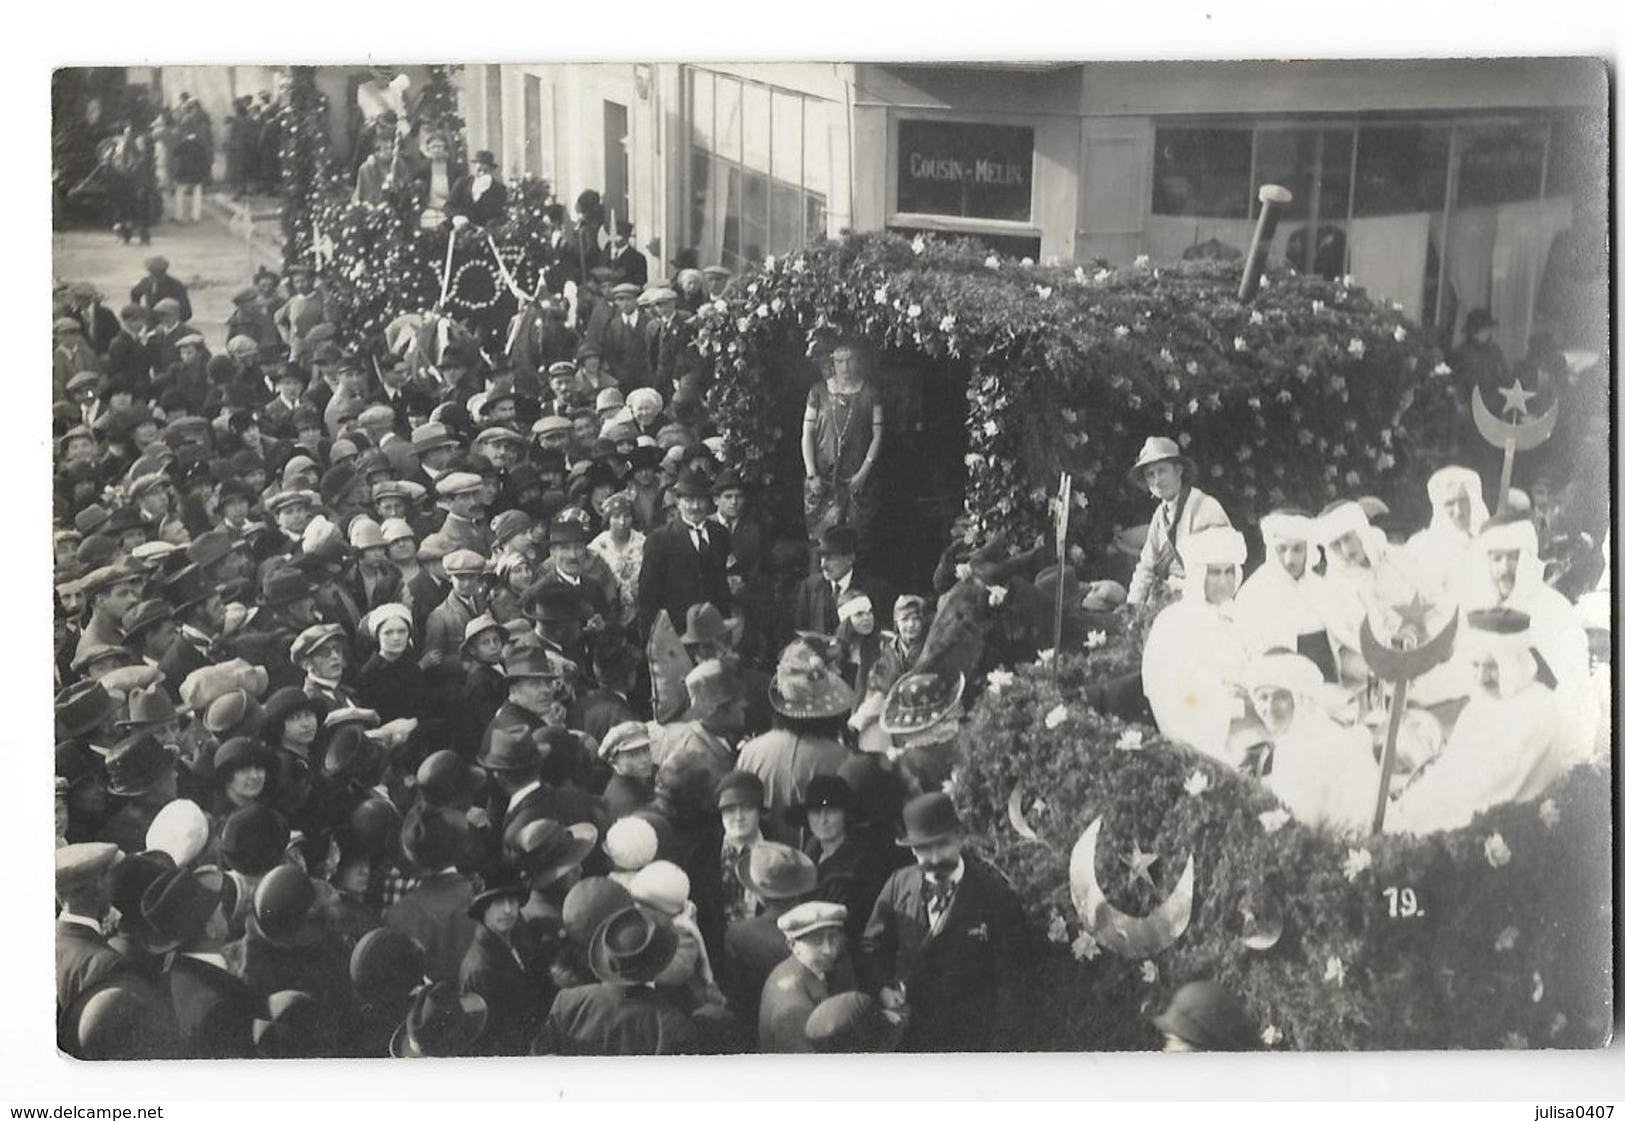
[49,148,1611,1058]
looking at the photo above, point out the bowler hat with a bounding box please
[162,564,217,614]
[1153,981,1258,1051]
[104,732,177,797]
[350,928,428,1007]
[472,149,497,167]
[786,774,861,828]
[251,865,322,948]
[1463,307,1499,334]
[390,983,487,1058]
[415,750,483,808]
[588,905,680,986]
[545,517,588,547]
[140,868,224,954]
[219,804,291,876]
[816,524,859,558]
[737,842,818,901]
[1127,435,1196,486]
[671,467,712,498]
[350,798,404,858]
[896,791,963,848]
[109,852,179,954]
[466,864,530,919]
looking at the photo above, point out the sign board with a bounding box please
[896,119,1036,223]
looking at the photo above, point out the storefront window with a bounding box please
[1352,126,1450,216]
[686,67,836,266]
[1456,122,1547,207]
[894,119,1035,223]
[1151,127,1252,218]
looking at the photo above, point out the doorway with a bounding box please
[603,100,630,223]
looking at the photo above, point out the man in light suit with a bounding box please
[1124,436,1231,608]
[637,469,732,635]
[859,793,1033,1052]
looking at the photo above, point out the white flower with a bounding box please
[906,303,922,320]
[1532,971,1544,1003]
[985,255,1001,270]
[1311,300,1325,315]
[1233,336,1248,352]
[986,669,1016,695]
[1277,389,1293,404]
[712,298,729,313]
[1134,254,1151,268]
[1085,630,1109,649]
[1323,955,1346,986]
[1186,399,1200,415]
[1037,286,1053,301]
[1503,1032,1528,1050]
[1539,799,1561,828]
[1043,704,1069,730]
[1114,324,1130,338]
[1258,808,1292,834]
[1177,432,1192,447]
[1342,847,1372,882]
[983,419,1000,438]
[1074,266,1087,283]
[986,585,1008,607]
[1259,273,1271,289]
[762,255,776,271]
[735,317,752,334]
[792,257,807,274]
[1432,361,1452,378]
[1393,324,1407,342]
[1340,274,1356,287]
[873,287,889,305]
[1495,926,1520,953]
[1047,913,1070,944]
[1020,257,1034,268]
[1036,648,1056,665]
[911,234,927,255]
[1183,771,1210,798]
[1070,931,1100,962]
[1115,728,1144,752]
[939,314,957,332]
[769,296,785,314]
[755,303,770,318]
[1376,453,1395,471]
[1031,798,1047,816]
[1261,1025,1283,1047]
[1484,833,1512,868]
[1094,268,1113,283]
[1346,338,1365,358]
[1551,1013,1568,1037]
[1140,961,1158,983]
[1250,310,1264,326]
[954,563,973,582]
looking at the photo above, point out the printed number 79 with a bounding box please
[1383,886,1423,918]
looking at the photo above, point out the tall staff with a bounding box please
[1052,471,1073,654]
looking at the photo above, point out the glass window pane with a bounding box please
[715,76,742,162]
[1456,122,1547,207]
[772,91,803,190]
[689,148,710,256]
[1253,128,1353,220]
[803,98,829,198]
[1352,126,1449,217]
[722,164,742,267]
[743,83,771,173]
[806,191,827,243]
[770,181,801,254]
[742,170,769,262]
[689,68,713,152]
[1151,127,1251,218]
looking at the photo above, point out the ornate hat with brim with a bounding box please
[879,670,966,737]
[768,637,855,720]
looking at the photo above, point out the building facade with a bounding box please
[419,59,1612,357]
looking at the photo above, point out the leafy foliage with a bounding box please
[950,653,1612,1050]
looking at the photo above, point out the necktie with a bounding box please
[924,876,956,921]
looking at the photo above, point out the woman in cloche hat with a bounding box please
[1123,434,1231,610]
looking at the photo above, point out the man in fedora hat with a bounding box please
[1124,434,1231,608]
[141,866,260,1059]
[121,599,178,669]
[569,640,644,748]
[56,842,130,1012]
[157,565,228,697]
[793,523,883,636]
[535,905,698,1055]
[759,900,858,1053]
[100,731,181,853]
[858,791,1033,1052]
[651,660,750,803]
[721,841,820,1039]
[383,811,479,983]
[519,581,593,682]
[637,465,732,634]
[458,865,555,1056]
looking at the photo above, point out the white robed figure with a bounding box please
[1402,466,1490,604]
[1388,608,1582,835]
[1245,650,1377,836]
[1232,508,1335,678]
[1313,501,1389,708]
[1141,527,1252,767]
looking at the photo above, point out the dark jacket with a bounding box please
[459,922,554,1057]
[637,518,732,635]
[164,952,258,1059]
[858,856,1034,1052]
[382,871,479,983]
[446,174,509,227]
[56,919,128,1012]
[536,983,698,1056]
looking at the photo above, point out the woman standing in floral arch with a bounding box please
[801,336,884,546]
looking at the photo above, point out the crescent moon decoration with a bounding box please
[1240,899,1284,952]
[1006,783,1044,844]
[1069,817,1194,959]
[1359,607,1459,833]
[1472,387,1559,513]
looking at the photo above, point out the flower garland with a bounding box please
[696,232,1457,551]
[277,67,339,268]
